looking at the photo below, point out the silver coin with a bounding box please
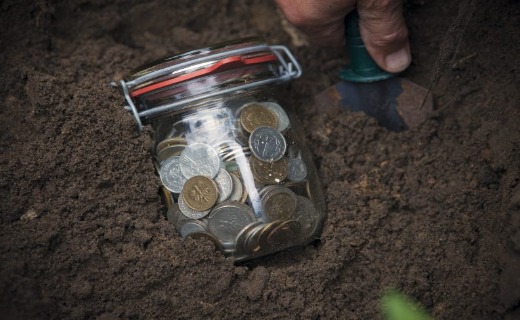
[214,168,233,203]
[287,157,307,182]
[263,102,290,132]
[258,185,278,199]
[174,210,196,233]
[179,143,220,179]
[228,173,244,202]
[178,194,210,220]
[249,126,287,162]
[179,220,208,239]
[293,196,320,239]
[208,201,256,246]
[160,156,187,193]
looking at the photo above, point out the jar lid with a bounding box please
[119,38,302,130]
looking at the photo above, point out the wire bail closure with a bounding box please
[120,45,302,131]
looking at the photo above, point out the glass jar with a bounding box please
[119,38,326,262]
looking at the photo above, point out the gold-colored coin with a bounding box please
[262,187,297,221]
[181,176,219,212]
[255,221,283,253]
[235,221,263,256]
[156,137,187,162]
[266,220,302,249]
[156,137,187,154]
[250,156,288,184]
[159,186,174,209]
[239,103,278,134]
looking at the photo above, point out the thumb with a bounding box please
[357,1,411,73]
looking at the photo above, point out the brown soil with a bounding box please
[1,0,519,319]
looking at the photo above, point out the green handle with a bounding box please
[340,11,394,82]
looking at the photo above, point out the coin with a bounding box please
[253,221,283,253]
[263,102,290,132]
[208,201,256,247]
[156,137,187,162]
[182,176,219,212]
[250,156,288,184]
[244,221,279,255]
[179,143,220,178]
[156,137,187,154]
[266,220,302,249]
[293,195,320,239]
[160,186,175,209]
[287,157,307,182]
[235,221,265,255]
[157,144,186,163]
[174,209,198,233]
[239,103,278,134]
[179,220,208,239]
[228,173,245,202]
[258,185,278,198]
[178,194,211,220]
[214,168,233,203]
[160,156,188,193]
[249,126,287,162]
[262,186,297,221]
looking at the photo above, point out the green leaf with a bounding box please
[381,290,432,320]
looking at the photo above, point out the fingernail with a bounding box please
[385,47,411,73]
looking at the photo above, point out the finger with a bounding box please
[358,0,411,73]
[275,0,356,47]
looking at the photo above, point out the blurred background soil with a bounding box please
[1,0,519,319]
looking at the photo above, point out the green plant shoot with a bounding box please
[381,290,432,320]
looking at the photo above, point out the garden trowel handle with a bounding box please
[340,10,395,83]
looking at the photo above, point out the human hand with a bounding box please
[274,0,411,73]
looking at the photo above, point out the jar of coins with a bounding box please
[119,38,326,261]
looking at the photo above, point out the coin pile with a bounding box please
[156,101,322,260]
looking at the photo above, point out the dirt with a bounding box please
[1,0,519,319]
